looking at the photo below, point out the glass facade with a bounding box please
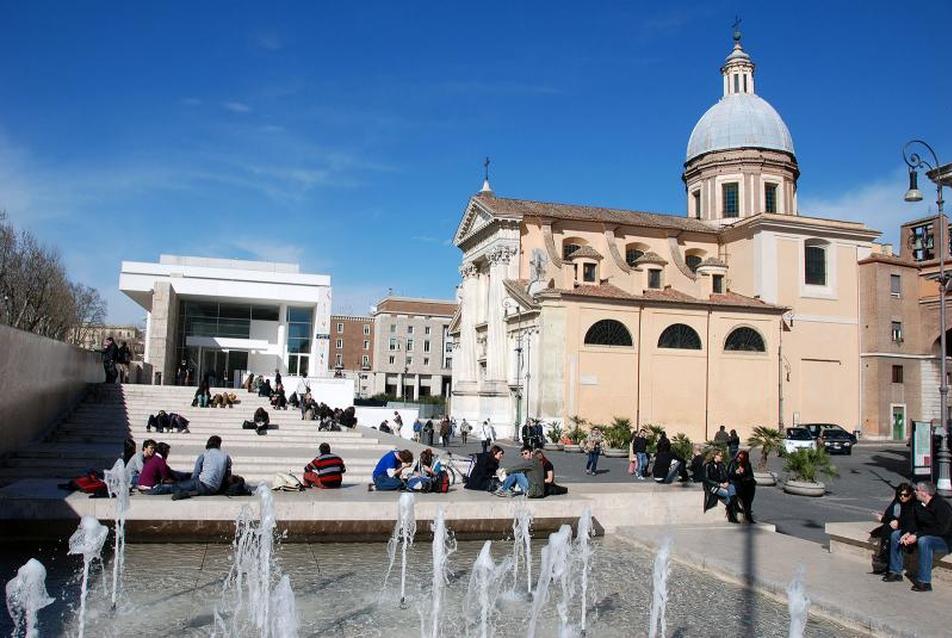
[287,306,313,376]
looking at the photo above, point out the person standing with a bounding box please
[117,341,132,383]
[393,411,404,437]
[631,429,649,479]
[583,427,604,476]
[101,337,119,383]
[460,419,471,445]
[713,425,730,446]
[439,418,451,448]
[728,429,741,459]
[883,481,952,591]
[423,419,435,446]
[274,368,282,389]
[480,420,496,454]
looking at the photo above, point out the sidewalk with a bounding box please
[617,524,949,638]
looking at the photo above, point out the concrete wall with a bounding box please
[0,324,103,456]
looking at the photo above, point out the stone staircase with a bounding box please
[0,384,398,486]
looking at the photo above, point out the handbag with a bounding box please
[627,461,637,475]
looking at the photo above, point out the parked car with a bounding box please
[783,427,818,455]
[818,428,857,455]
[802,423,850,439]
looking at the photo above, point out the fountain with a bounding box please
[383,492,417,608]
[214,482,297,637]
[270,574,298,638]
[463,540,512,638]
[510,500,533,596]
[574,507,595,635]
[4,558,54,638]
[787,566,810,638]
[648,537,672,638]
[67,515,108,638]
[103,456,130,608]
[526,524,573,638]
[428,506,456,638]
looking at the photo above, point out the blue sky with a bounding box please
[1,1,949,323]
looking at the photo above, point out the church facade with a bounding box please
[449,34,879,442]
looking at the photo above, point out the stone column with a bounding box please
[456,263,479,390]
[485,247,514,389]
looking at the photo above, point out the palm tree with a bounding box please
[747,426,783,473]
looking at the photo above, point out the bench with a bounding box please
[825,521,952,582]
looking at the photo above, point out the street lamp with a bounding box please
[903,139,952,495]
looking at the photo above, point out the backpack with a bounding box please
[223,475,252,497]
[242,420,256,430]
[70,472,108,496]
[271,472,305,492]
[431,470,450,493]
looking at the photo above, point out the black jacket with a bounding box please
[632,436,647,454]
[872,497,917,538]
[703,460,729,512]
[914,494,952,544]
[465,452,499,491]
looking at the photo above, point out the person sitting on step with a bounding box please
[303,442,346,489]
[171,436,233,500]
[369,449,413,491]
[703,449,740,523]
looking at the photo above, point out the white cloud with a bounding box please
[222,101,252,113]
[254,31,284,51]
[800,169,933,250]
[227,237,307,266]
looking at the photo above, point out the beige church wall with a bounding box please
[783,320,860,429]
[707,314,780,441]
[639,308,709,440]
[564,303,641,426]
[774,238,860,319]
[723,234,755,294]
[536,302,568,422]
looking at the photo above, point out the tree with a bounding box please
[0,212,107,343]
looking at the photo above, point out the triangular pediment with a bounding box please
[453,197,497,247]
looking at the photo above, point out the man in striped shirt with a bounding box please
[303,442,346,488]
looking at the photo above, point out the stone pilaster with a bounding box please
[456,262,479,390]
[485,246,514,392]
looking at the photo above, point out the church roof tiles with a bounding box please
[474,193,715,234]
[566,245,603,260]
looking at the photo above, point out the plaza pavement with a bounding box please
[0,383,943,635]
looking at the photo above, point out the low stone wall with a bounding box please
[0,324,103,457]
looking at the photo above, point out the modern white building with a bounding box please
[120,255,332,387]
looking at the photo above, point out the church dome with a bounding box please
[686,93,795,161]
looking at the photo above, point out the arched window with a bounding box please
[584,319,633,347]
[562,237,586,260]
[724,327,766,352]
[657,323,702,350]
[625,242,649,266]
[685,255,702,272]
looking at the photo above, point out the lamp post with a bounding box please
[903,139,952,495]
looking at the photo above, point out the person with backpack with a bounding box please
[369,449,414,491]
[412,418,423,442]
[116,341,132,383]
[439,418,451,448]
[303,442,346,489]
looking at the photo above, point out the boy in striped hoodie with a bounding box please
[304,442,346,488]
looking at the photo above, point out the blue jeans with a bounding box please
[636,452,648,477]
[165,478,216,496]
[500,472,529,494]
[373,474,403,491]
[586,451,600,473]
[714,484,737,501]
[890,530,950,583]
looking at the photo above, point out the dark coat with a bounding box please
[914,494,952,544]
[703,460,729,512]
[871,497,917,538]
[505,458,546,498]
[465,452,499,491]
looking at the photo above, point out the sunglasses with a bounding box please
[899,493,913,498]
